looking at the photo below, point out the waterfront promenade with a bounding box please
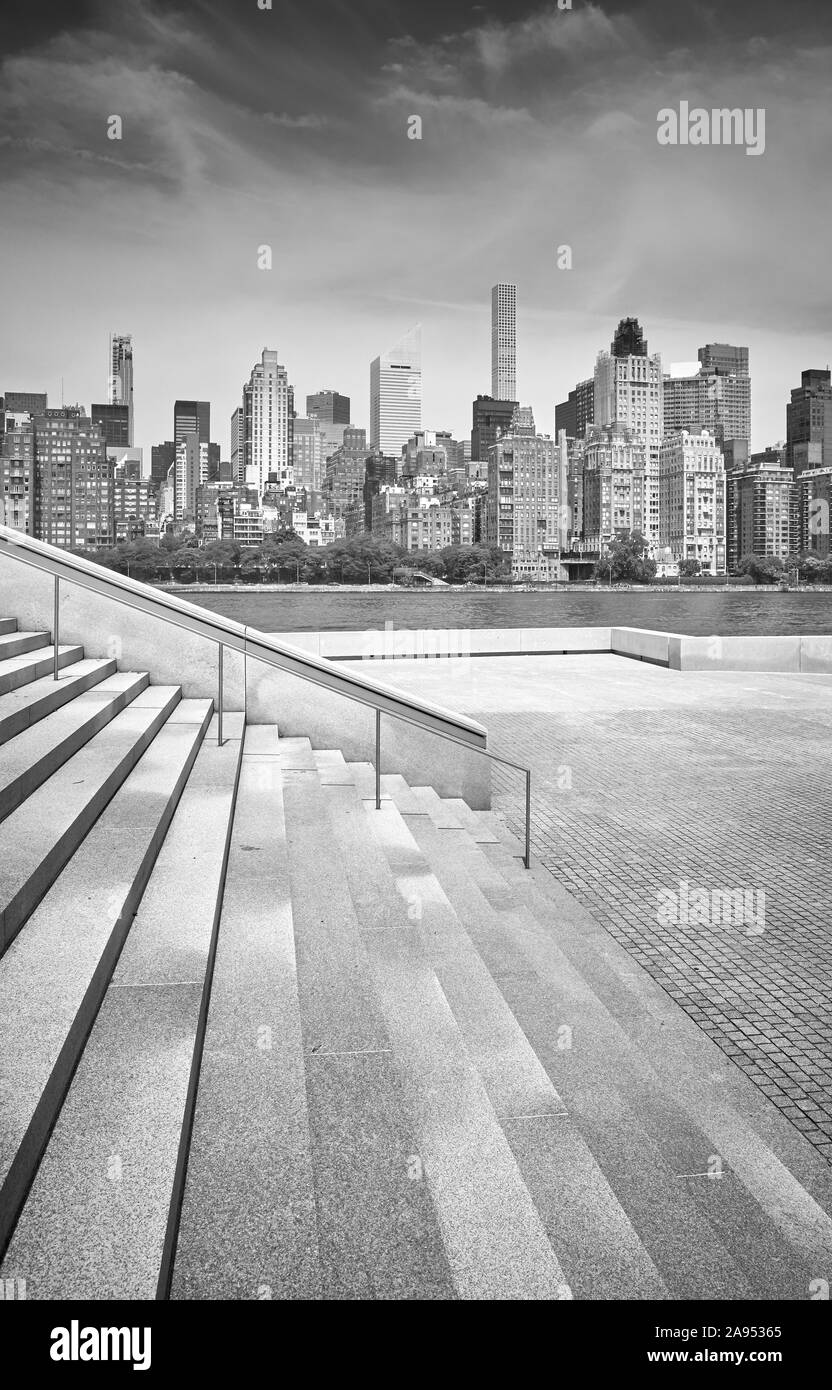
[368,650,832,1162]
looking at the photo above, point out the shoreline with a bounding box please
[155,582,831,596]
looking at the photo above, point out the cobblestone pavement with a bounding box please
[376,653,832,1162]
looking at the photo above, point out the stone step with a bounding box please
[319,763,572,1299]
[0,686,182,957]
[169,728,321,1301]
[278,747,455,1299]
[0,699,213,1266]
[383,789,672,1301]
[0,619,17,636]
[0,658,118,747]
[425,797,832,1298]
[0,713,242,1298]
[0,631,50,662]
[0,671,149,821]
[0,645,84,697]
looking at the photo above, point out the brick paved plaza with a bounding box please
[376,652,832,1162]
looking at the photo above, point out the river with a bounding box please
[175,587,832,636]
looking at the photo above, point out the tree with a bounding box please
[323,534,403,583]
[678,558,701,578]
[736,553,785,585]
[594,532,657,584]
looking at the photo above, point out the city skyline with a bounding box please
[1,0,831,452]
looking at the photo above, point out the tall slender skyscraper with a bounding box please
[491,284,516,401]
[108,334,134,446]
[239,349,294,495]
[594,317,663,543]
[370,326,421,458]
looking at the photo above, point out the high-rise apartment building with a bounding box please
[486,406,564,579]
[108,335,134,446]
[325,427,369,518]
[174,435,209,527]
[292,417,325,494]
[659,429,726,573]
[796,468,832,557]
[471,395,517,463]
[785,369,832,477]
[306,390,350,426]
[1,413,35,534]
[727,455,796,569]
[594,319,663,543]
[491,284,517,401]
[237,350,294,496]
[579,424,648,553]
[230,406,244,485]
[33,408,114,550]
[370,327,421,458]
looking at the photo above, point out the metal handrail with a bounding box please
[0,526,532,866]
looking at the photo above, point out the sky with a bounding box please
[1,0,830,457]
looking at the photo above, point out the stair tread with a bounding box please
[0,632,49,661]
[398,786,832,1297]
[171,733,322,1301]
[0,704,212,1265]
[0,688,184,955]
[0,715,241,1298]
[0,659,118,745]
[315,770,576,1299]
[0,672,149,817]
[0,646,84,696]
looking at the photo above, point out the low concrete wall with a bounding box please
[669,633,832,673]
[610,627,680,664]
[273,626,612,660]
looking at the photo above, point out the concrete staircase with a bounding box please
[1,614,831,1300]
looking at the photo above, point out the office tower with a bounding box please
[325,427,369,517]
[659,429,727,574]
[486,406,562,579]
[1,413,35,534]
[293,417,325,493]
[151,441,175,486]
[471,394,517,463]
[306,390,350,425]
[238,349,294,495]
[370,326,421,457]
[785,368,832,477]
[174,400,210,446]
[555,378,594,440]
[663,344,751,447]
[594,318,663,543]
[33,407,114,549]
[174,435,209,526]
[491,284,517,401]
[578,424,648,553]
[727,453,796,569]
[90,403,130,448]
[3,391,47,416]
[108,335,134,446]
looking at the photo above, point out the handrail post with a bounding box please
[217,642,224,747]
[53,576,59,681]
[375,707,381,810]
[524,769,531,870]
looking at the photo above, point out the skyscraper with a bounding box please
[174,400,210,446]
[491,284,516,401]
[370,326,421,458]
[90,403,130,448]
[555,378,594,440]
[785,368,832,477]
[33,407,114,550]
[108,335,134,446]
[486,405,563,579]
[471,395,517,463]
[306,390,350,425]
[594,318,663,543]
[663,344,751,447]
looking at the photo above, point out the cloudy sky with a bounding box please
[1,0,830,456]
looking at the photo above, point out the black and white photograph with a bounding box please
[1,0,831,1353]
